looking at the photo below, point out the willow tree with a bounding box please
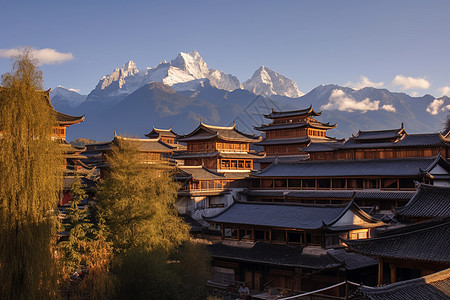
[0,50,63,299]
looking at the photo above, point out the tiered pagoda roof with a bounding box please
[358,267,450,300]
[177,121,261,143]
[304,126,450,153]
[113,134,176,152]
[345,216,450,264]
[394,183,450,219]
[173,151,264,160]
[255,120,337,132]
[253,155,450,178]
[263,105,322,119]
[145,126,178,139]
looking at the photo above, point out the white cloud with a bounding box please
[426,99,444,115]
[68,88,80,93]
[442,105,450,112]
[410,91,419,97]
[438,86,450,96]
[381,104,396,112]
[321,89,380,113]
[345,75,384,90]
[392,75,430,90]
[0,47,74,65]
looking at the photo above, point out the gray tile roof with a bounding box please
[345,217,450,263]
[327,249,378,270]
[206,201,382,230]
[114,136,176,152]
[353,128,404,141]
[253,157,441,178]
[254,123,308,131]
[256,155,309,164]
[263,106,321,119]
[359,268,450,300]
[255,137,310,146]
[341,133,449,150]
[145,127,178,138]
[354,191,415,200]
[177,122,261,143]
[178,166,249,180]
[207,242,343,269]
[395,184,450,218]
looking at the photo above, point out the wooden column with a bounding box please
[390,264,396,284]
[378,259,383,286]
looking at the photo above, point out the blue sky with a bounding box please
[1,0,450,97]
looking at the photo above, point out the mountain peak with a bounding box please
[243,66,303,98]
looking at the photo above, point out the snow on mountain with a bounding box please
[50,86,86,109]
[87,51,244,103]
[243,66,303,98]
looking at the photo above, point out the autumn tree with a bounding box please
[95,138,189,253]
[95,139,211,299]
[0,50,63,299]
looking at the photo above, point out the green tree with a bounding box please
[96,139,189,253]
[95,139,211,299]
[0,50,63,299]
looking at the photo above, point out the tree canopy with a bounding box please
[0,50,63,299]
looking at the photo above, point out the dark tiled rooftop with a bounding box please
[359,268,450,300]
[207,242,342,269]
[177,122,260,143]
[254,157,442,178]
[395,183,450,218]
[207,201,382,230]
[345,217,450,263]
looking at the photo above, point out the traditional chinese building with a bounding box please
[394,183,450,224]
[173,121,263,223]
[145,126,184,149]
[205,200,384,294]
[345,216,450,285]
[304,125,450,161]
[254,105,341,169]
[175,121,263,171]
[246,155,450,211]
[356,267,450,300]
[82,133,178,178]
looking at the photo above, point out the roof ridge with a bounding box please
[347,219,450,242]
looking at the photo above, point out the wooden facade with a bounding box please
[254,106,340,169]
[305,126,450,161]
[175,121,262,171]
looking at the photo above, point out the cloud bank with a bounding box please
[392,75,430,90]
[0,47,74,65]
[345,75,384,90]
[438,86,450,96]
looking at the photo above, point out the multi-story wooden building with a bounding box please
[173,122,263,222]
[145,126,181,148]
[175,121,263,171]
[304,125,450,160]
[246,155,450,211]
[206,200,384,295]
[345,216,450,285]
[254,105,341,169]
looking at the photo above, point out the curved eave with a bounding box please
[56,113,85,126]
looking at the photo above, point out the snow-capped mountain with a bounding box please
[50,86,86,111]
[86,50,243,103]
[243,66,304,98]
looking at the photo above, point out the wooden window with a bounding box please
[381,178,398,189]
[317,178,331,189]
[332,178,346,189]
[288,179,301,188]
[245,160,252,169]
[271,230,286,242]
[262,179,274,189]
[399,178,415,189]
[287,231,303,244]
[275,179,287,188]
[238,160,244,169]
[302,179,315,189]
